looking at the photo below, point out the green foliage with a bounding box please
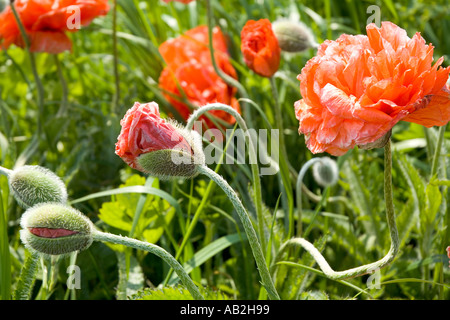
[129,286,231,300]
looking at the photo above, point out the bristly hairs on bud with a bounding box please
[272,19,319,53]
[137,119,206,180]
[8,165,68,209]
[312,157,339,188]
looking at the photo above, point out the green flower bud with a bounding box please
[272,20,318,53]
[312,157,339,187]
[9,165,68,209]
[20,203,94,256]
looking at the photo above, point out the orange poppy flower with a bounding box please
[240,19,281,78]
[0,0,109,54]
[158,26,240,129]
[295,21,450,156]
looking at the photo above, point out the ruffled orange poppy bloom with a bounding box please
[240,19,281,78]
[295,21,450,156]
[0,0,109,54]
[158,26,240,129]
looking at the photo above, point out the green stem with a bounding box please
[0,183,11,300]
[204,0,247,100]
[54,54,68,117]
[13,250,40,300]
[430,125,447,177]
[296,158,323,236]
[186,103,266,249]
[269,76,294,238]
[198,165,280,300]
[0,166,12,178]
[274,141,399,280]
[163,122,238,286]
[112,0,120,114]
[204,0,254,129]
[10,2,45,135]
[92,230,204,300]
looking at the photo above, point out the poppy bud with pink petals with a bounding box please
[20,203,94,256]
[115,102,205,179]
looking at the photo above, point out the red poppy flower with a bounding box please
[0,0,109,54]
[115,102,193,172]
[240,19,281,78]
[295,21,450,156]
[158,26,240,129]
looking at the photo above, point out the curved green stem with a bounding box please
[13,250,40,300]
[92,230,204,300]
[296,158,324,237]
[274,141,399,280]
[0,166,12,178]
[198,165,280,300]
[186,103,266,249]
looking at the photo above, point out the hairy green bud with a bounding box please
[9,165,68,209]
[136,128,205,180]
[20,203,94,256]
[312,157,339,187]
[272,20,318,53]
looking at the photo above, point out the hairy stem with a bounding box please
[186,103,266,249]
[273,141,399,280]
[13,251,40,300]
[92,230,204,300]
[198,165,280,300]
[430,125,447,177]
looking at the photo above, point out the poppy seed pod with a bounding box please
[116,102,205,179]
[272,20,318,53]
[8,165,68,209]
[20,203,94,256]
[312,157,339,188]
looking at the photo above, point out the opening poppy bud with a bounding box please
[136,127,205,180]
[115,102,205,179]
[8,165,68,209]
[20,203,94,256]
[312,157,339,187]
[240,19,281,77]
[272,20,318,53]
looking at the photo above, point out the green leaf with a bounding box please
[95,175,177,244]
[129,286,230,300]
[168,233,244,285]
